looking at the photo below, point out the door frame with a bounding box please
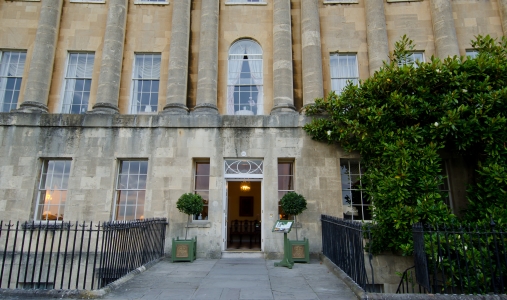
[222,178,264,251]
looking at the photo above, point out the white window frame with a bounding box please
[60,52,95,114]
[225,0,267,5]
[70,0,105,3]
[324,0,358,4]
[0,50,26,113]
[330,53,359,95]
[227,39,264,115]
[34,159,72,222]
[398,51,425,67]
[193,161,210,221]
[466,49,479,59]
[114,160,148,221]
[134,0,169,4]
[130,53,161,114]
[340,159,371,221]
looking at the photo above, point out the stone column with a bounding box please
[162,0,191,114]
[301,0,324,108]
[364,0,389,76]
[429,0,460,59]
[90,0,128,114]
[498,0,507,36]
[193,0,219,115]
[18,0,63,113]
[271,0,296,115]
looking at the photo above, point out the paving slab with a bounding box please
[16,258,357,300]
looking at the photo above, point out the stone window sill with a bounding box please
[186,222,211,228]
[225,2,267,6]
[386,0,423,2]
[324,0,358,4]
[134,1,169,5]
[70,0,105,3]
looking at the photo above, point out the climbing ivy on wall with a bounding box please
[303,35,507,255]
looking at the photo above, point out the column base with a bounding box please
[161,103,189,115]
[192,103,219,115]
[89,102,119,114]
[15,101,49,113]
[270,103,297,115]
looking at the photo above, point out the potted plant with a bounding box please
[280,192,309,263]
[171,193,203,262]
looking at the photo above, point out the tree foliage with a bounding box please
[176,193,204,216]
[303,35,507,255]
[280,192,307,216]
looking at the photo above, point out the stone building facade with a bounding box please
[0,0,504,264]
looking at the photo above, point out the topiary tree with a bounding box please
[176,193,204,240]
[280,192,307,240]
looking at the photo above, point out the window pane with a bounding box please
[329,53,358,95]
[227,39,263,115]
[0,51,26,112]
[35,160,71,221]
[115,160,148,221]
[195,175,210,190]
[340,159,370,221]
[278,175,293,191]
[193,162,210,220]
[131,54,161,114]
[196,163,210,176]
[62,53,94,114]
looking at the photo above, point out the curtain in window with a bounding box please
[330,54,358,94]
[227,45,245,114]
[227,40,263,115]
[62,53,94,113]
[131,54,161,114]
[245,44,263,115]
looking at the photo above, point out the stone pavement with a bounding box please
[97,258,357,300]
[4,258,357,300]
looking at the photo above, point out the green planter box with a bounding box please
[171,236,197,262]
[288,238,310,263]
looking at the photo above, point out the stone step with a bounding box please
[221,251,264,259]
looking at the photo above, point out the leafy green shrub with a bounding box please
[176,193,203,239]
[280,192,307,216]
[303,35,507,255]
[421,222,507,294]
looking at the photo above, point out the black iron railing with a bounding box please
[395,266,429,294]
[0,218,167,290]
[321,215,374,291]
[413,221,507,295]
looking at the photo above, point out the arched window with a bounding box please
[227,39,263,115]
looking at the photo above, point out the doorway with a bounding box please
[226,181,262,251]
